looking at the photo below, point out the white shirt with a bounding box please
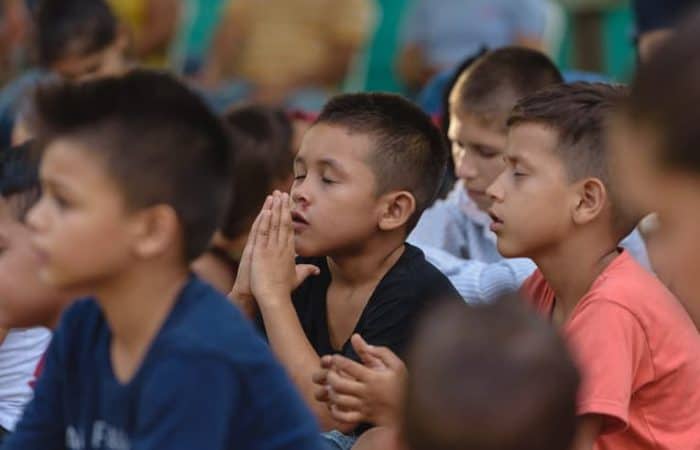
[0,328,51,431]
[409,183,651,303]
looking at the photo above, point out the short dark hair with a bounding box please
[34,70,233,262]
[221,104,294,239]
[403,296,579,450]
[451,47,563,127]
[35,0,118,67]
[315,93,448,230]
[508,82,635,236]
[625,10,700,173]
[0,141,41,221]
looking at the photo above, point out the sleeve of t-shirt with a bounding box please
[419,244,536,304]
[132,353,322,450]
[2,317,68,450]
[566,300,650,434]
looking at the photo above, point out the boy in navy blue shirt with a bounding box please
[2,71,323,450]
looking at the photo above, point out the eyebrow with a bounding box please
[295,156,348,176]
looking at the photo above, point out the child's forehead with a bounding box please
[451,108,508,135]
[506,123,560,160]
[298,124,374,164]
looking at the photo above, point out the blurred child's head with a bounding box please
[487,83,633,259]
[27,71,233,293]
[0,142,71,328]
[613,11,700,322]
[193,104,294,292]
[448,47,562,211]
[221,104,294,240]
[36,0,128,81]
[291,93,448,257]
[633,0,695,61]
[402,296,579,450]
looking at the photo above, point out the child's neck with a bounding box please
[533,230,620,325]
[94,262,190,381]
[326,234,405,287]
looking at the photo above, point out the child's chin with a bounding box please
[496,240,525,259]
[294,236,326,258]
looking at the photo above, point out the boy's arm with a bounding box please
[0,328,7,345]
[251,192,354,432]
[566,301,649,434]
[419,244,536,303]
[572,415,603,450]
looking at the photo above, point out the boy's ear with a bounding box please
[572,178,607,226]
[378,191,416,232]
[130,205,181,259]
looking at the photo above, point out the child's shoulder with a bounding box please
[154,277,274,363]
[582,251,696,333]
[379,243,460,299]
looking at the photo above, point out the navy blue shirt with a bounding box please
[2,277,323,450]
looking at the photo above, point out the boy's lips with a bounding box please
[488,209,504,233]
[291,211,310,230]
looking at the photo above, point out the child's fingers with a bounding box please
[330,405,363,425]
[330,355,371,382]
[280,192,293,248]
[269,192,283,246]
[262,194,274,211]
[328,390,364,411]
[312,368,329,385]
[256,210,272,247]
[320,355,334,369]
[365,345,405,371]
[350,334,384,368]
[313,385,330,403]
[327,367,366,395]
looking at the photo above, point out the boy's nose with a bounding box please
[25,197,47,233]
[291,184,310,206]
[486,170,506,202]
[455,152,478,181]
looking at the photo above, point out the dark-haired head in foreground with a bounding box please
[403,296,579,450]
[28,70,233,292]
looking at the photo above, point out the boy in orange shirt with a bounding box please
[487,82,700,450]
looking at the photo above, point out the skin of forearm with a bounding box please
[258,298,356,433]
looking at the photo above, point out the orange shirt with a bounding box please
[522,251,700,450]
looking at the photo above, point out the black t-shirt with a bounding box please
[285,243,460,361]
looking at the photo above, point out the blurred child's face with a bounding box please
[0,198,67,328]
[448,109,507,211]
[609,119,700,323]
[291,124,385,257]
[486,124,574,258]
[644,176,700,324]
[27,139,142,292]
[52,38,128,83]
